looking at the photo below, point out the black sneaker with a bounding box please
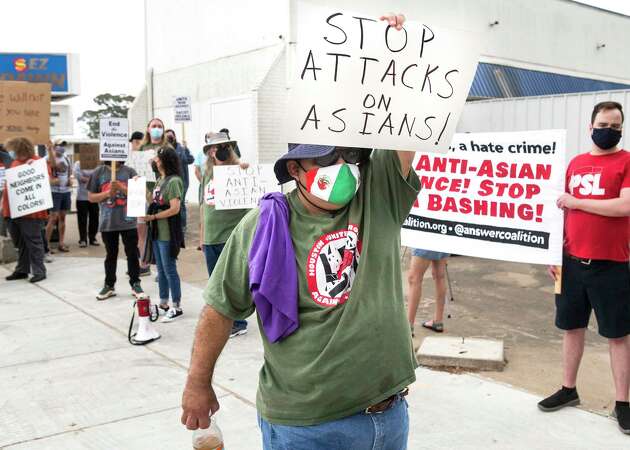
[613,402,630,435]
[229,322,248,338]
[538,387,580,412]
[5,272,28,281]
[161,307,183,323]
[29,274,46,283]
[96,285,116,301]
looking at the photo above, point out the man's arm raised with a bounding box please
[181,305,233,430]
[378,13,414,177]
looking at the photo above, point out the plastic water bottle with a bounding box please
[192,417,224,450]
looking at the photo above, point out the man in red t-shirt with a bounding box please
[538,101,630,435]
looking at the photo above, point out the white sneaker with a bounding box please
[44,252,53,263]
[161,307,183,323]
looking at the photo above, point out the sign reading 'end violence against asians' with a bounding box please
[286,5,481,152]
[401,130,567,266]
[99,118,129,161]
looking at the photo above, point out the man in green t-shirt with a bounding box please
[182,14,414,448]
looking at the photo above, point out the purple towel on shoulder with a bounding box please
[248,192,299,343]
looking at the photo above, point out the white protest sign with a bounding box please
[174,96,192,123]
[213,164,281,210]
[99,118,129,161]
[401,130,566,265]
[6,158,53,218]
[286,5,481,152]
[127,150,156,182]
[126,176,147,217]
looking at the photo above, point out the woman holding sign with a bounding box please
[200,131,250,337]
[2,137,49,283]
[136,118,171,277]
[144,147,185,323]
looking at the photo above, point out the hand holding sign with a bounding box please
[378,13,405,30]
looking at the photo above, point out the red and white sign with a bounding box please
[401,130,566,265]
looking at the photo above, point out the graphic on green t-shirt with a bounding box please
[203,150,420,427]
[153,176,184,241]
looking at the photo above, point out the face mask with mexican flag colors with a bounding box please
[303,163,360,206]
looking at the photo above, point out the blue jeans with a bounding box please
[202,243,226,278]
[153,240,181,307]
[258,397,408,450]
[203,243,246,328]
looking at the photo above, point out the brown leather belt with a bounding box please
[364,388,409,415]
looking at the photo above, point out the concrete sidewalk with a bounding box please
[0,257,627,449]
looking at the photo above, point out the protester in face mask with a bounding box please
[88,160,144,300]
[182,17,417,447]
[73,159,99,247]
[3,137,50,283]
[136,118,171,277]
[45,141,73,252]
[143,147,185,322]
[541,101,630,435]
[165,129,194,231]
[200,131,250,337]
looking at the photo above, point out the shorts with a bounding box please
[52,192,72,212]
[555,254,630,339]
[411,248,449,260]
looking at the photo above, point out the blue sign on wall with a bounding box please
[0,53,69,93]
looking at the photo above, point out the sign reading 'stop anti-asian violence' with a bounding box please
[99,118,129,161]
[6,158,53,218]
[286,5,481,152]
[401,130,566,265]
[213,164,281,210]
[173,96,192,123]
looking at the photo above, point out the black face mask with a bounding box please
[592,127,622,150]
[167,136,176,145]
[215,146,230,162]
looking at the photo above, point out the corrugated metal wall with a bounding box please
[458,89,630,161]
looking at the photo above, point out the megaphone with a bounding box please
[128,294,160,345]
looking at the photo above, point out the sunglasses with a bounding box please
[313,148,372,167]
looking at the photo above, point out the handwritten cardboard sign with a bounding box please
[126,176,147,217]
[174,96,192,123]
[6,158,53,218]
[286,5,481,152]
[0,81,51,144]
[213,164,280,210]
[401,130,566,265]
[99,118,129,161]
[127,149,156,182]
[77,144,100,170]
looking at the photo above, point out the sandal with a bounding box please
[422,321,444,333]
[57,245,70,253]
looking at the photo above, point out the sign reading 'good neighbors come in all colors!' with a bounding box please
[6,158,53,218]
[401,130,567,266]
[286,5,481,152]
